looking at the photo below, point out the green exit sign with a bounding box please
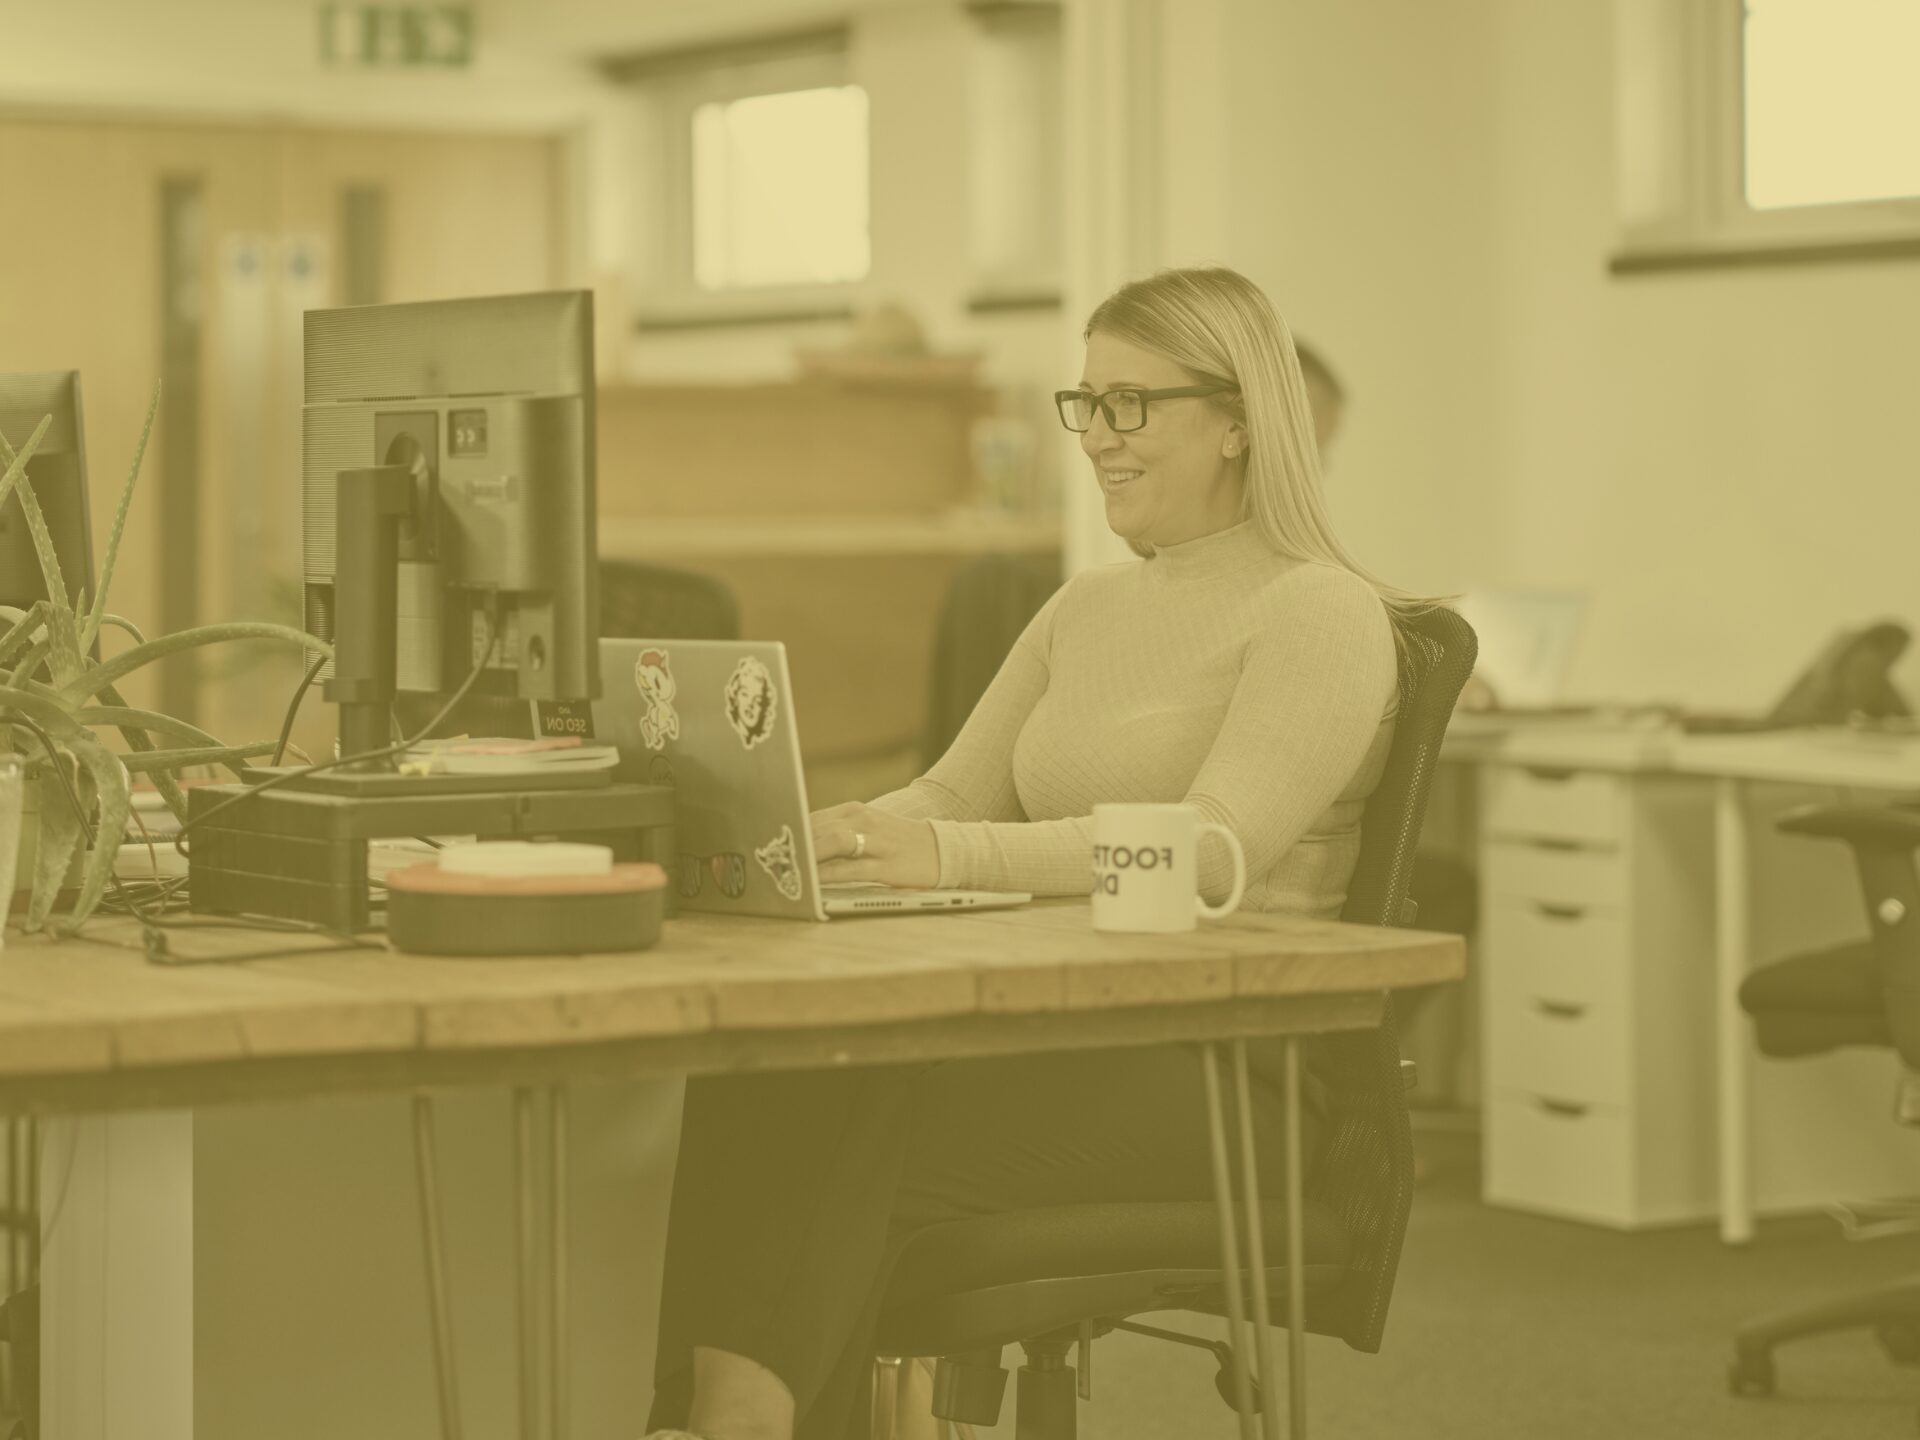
[319,5,475,68]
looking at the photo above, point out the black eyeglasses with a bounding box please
[1054,385,1233,434]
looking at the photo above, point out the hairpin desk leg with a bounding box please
[413,1095,464,1440]
[1201,1044,1261,1440]
[1232,1040,1286,1440]
[549,1085,571,1440]
[514,1087,539,1440]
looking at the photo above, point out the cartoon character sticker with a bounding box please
[755,825,805,902]
[725,656,779,750]
[633,648,680,751]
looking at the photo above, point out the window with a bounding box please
[691,85,871,290]
[1742,0,1920,211]
[1612,0,1920,271]
[608,28,870,324]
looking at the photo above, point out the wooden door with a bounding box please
[0,116,562,752]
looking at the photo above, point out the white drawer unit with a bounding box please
[1478,765,1717,1227]
[1482,765,1623,847]
[1481,899,1629,1008]
[1486,984,1631,1107]
[1485,1093,1636,1226]
[1482,840,1629,908]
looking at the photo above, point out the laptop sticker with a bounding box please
[646,754,676,788]
[754,825,805,902]
[633,648,680,751]
[679,851,747,900]
[724,656,779,750]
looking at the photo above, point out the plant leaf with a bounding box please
[62,623,333,706]
[0,414,52,515]
[0,421,79,675]
[0,601,50,675]
[25,767,82,932]
[81,382,160,653]
[95,614,149,647]
[78,704,245,749]
[95,682,192,821]
[54,732,133,934]
[0,683,86,742]
[120,742,275,773]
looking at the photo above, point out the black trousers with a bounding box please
[648,1043,1323,1440]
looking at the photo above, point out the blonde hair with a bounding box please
[1084,266,1442,627]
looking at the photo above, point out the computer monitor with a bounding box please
[0,371,94,615]
[300,291,601,762]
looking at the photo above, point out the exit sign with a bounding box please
[319,5,475,68]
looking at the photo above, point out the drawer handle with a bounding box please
[1535,999,1587,1020]
[1535,901,1586,921]
[1535,1097,1590,1119]
[1522,766,1577,782]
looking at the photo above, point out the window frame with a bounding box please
[1612,0,1920,273]
[626,39,873,327]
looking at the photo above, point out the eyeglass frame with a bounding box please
[1053,384,1235,434]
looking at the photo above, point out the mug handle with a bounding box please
[1194,822,1246,920]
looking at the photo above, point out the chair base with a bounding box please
[1731,1272,1920,1397]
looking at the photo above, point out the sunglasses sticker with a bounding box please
[678,851,747,900]
[754,824,805,902]
[633,648,680,752]
[724,656,779,750]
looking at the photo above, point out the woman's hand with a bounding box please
[810,803,940,889]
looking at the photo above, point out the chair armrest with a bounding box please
[1777,803,1920,849]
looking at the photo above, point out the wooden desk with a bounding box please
[1,902,1462,1440]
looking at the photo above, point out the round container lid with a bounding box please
[437,841,613,879]
[385,860,667,898]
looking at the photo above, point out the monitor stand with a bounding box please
[182,463,674,933]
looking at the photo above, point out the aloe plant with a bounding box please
[0,383,330,934]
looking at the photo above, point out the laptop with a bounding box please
[1454,589,1590,710]
[593,638,1031,920]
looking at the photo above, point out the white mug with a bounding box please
[1091,803,1247,933]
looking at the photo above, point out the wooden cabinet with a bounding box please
[596,377,1060,803]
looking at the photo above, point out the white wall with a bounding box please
[1481,0,1920,711]
[0,0,603,131]
[1215,0,1505,603]
[609,3,1067,500]
[1203,0,1920,713]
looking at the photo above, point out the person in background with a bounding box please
[643,267,1437,1440]
[1295,339,1346,455]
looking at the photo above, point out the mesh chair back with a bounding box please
[923,553,1062,769]
[599,560,741,642]
[1308,605,1477,1352]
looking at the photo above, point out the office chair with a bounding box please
[599,559,741,643]
[921,553,1061,771]
[871,605,1478,1439]
[1730,801,1920,1412]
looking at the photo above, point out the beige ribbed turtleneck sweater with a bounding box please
[870,521,1400,918]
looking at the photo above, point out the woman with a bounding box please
[646,266,1432,1440]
